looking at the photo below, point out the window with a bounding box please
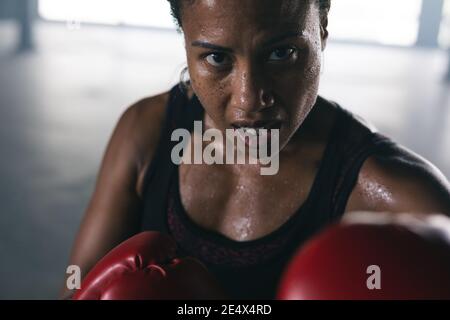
[439,0,450,48]
[328,0,423,46]
[38,0,176,29]
[39,0,444,48]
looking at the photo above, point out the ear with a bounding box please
[320,16,329,51]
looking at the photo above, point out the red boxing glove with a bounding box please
[73,231,227,300]
[277,212,450,300]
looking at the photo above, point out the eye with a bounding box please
[268,47,297,62]
[205,53,231,67]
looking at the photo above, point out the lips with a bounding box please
[231,120,281,147]
[231,120,282,132]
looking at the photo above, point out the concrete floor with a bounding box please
[0,21,449,299]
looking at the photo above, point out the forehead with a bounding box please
[182,0,317,39]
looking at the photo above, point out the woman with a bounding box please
[61,0,450,299]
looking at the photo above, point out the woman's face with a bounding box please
[182,0,328,151]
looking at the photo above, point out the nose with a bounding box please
[231,64,274,113]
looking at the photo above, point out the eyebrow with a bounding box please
[263,31,307,47]
[191,30,307,52]
[191,41,234,53]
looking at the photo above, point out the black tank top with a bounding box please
[140,84,394,299]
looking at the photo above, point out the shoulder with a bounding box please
[112,90,171,196]
[347,140,450,216]
[319,99,450,216]
[120,91,169,130]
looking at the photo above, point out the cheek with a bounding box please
[275,51,321,105]
[187,54,221,93]
[188,66,229,124]
[274,50,322,132]
[285,49,321,86]
[303,51,322,85]
[191,73,224,105]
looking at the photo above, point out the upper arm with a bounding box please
[346,144,450,216]
[60,93,168,297]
